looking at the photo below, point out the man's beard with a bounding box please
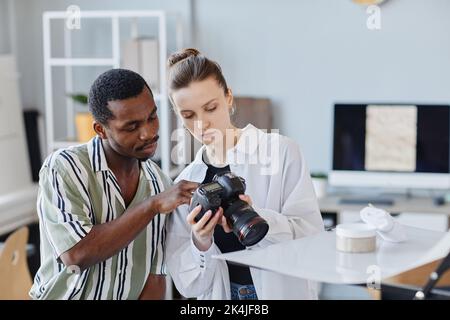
[138,156,151,162]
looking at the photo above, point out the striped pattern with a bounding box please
[29,136,171,300]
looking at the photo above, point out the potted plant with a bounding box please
[68,93,96,142]
[310,172,328,199]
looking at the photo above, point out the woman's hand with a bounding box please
[216,194,253,234]
[239,194,253,206]
[187,205,224,251]
[186,194,254,251]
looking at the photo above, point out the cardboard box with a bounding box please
[122,38,159,93]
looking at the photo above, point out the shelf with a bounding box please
[52,140,84,149]
[43,10,166,20]
[43,10,182,177]
[71,93,162,112]
[49,58,116,66]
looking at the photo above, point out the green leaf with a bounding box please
[311,172,328,179]
[67,93,88,105]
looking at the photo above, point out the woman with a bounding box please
[165,48,324,300]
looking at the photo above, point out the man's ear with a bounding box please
[93,121,107,139]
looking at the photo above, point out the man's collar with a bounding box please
[88,136,156,181]
[88,136,110,172]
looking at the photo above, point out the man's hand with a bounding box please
[59,180,198,271]
[152,180,199,214]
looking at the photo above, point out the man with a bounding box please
[30,69,197,300]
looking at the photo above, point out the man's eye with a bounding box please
[125,125,137,132]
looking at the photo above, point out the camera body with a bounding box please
[192,172,246,221]
[189,172,269,246]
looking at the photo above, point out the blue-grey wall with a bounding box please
[8,0,450,172]
[0,0,11,54]
[193,0,450,172]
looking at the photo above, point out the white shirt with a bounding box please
[165,124,324,299]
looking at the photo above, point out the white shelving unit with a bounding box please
[42,11,186,299]
[42,10,184,176]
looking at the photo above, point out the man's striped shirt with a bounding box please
[29,136,171,300]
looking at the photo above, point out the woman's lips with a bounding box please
[201,135,215,143]
[201,130,216,139]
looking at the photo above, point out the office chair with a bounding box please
[0,226,33,299]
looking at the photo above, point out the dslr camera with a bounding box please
[189,172,269,246]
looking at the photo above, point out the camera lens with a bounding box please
[224,200,269,246]
[235,213,269,246]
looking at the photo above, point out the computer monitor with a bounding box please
[329,103,450,190]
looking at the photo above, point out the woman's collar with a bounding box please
[192,124,262,165]
[227,124,261,156]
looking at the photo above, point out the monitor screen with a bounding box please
[330,104,450,189]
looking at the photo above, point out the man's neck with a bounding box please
[102,140,139,176]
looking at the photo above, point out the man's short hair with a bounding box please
[88,69,152,125]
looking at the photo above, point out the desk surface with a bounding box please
[319,194,450,215]
[213,226,447,284]
[0,185,38,235]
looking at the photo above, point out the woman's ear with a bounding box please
[226,88,234,109]
[93,121,107,139]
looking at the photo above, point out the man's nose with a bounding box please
[140,122,158,140]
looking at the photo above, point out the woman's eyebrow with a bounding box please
[200,98,217,108]
[180,98,217,113]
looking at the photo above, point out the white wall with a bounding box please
[10,0,192,141]
[9,0,450,171]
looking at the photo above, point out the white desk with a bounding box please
[0,185,38,236]
[213,226,447,284]
[319,194,450,231]
[319,194,450,216]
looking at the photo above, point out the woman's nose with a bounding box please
[195,118,210,131]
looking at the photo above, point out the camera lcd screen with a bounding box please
[203,183,221,192]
